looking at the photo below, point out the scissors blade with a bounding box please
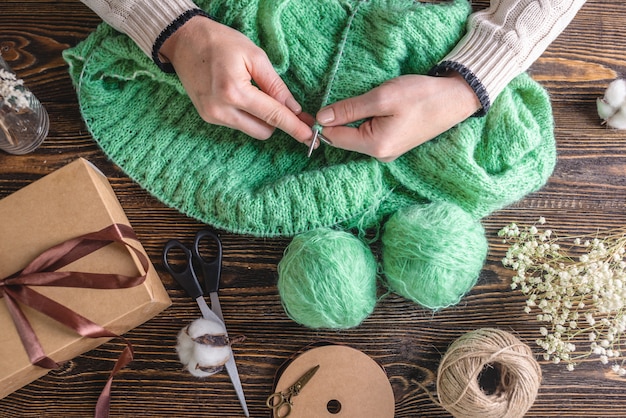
[210,292,249,418]
[210,292,224,321]
[196,295,224,325]
[225,351,249,417]
[296,364,320,390]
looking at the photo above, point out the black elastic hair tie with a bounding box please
[152,9,216,73]
[429,60,491,116]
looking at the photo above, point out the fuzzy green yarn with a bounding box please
[62,0,556,238]
[381,202,488,309]
[277,228,378,329]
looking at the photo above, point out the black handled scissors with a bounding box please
[266,365,320,418]
[162,230,249,417]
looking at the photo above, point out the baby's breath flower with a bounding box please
[500,218,626,376]
[0,68,31,110]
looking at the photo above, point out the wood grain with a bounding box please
[1,1,626,416]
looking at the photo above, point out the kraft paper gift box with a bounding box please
[0,158,171,399]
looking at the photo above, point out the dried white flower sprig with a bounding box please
[499,217,626,375]
[0,68,31,111]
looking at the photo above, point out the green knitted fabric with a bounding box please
[63,0,556,238]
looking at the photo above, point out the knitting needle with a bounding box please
[307,129,332,158]
[307,129,319,158]
[318,132,332,145]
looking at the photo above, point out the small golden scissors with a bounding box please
[266,364,320,418]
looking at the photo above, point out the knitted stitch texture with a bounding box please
[63,0,556,238]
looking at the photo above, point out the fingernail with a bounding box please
[286,97,302,114]
[317,108,335,124]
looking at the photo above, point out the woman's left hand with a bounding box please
[315,72,481,161]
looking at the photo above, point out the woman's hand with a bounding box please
[315,72,481,161]
[160,16,313,143]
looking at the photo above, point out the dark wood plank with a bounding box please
[1,1,626,417]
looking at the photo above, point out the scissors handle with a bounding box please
[193,229,223,294]
[162,239,203,299]
[266,393,292,418]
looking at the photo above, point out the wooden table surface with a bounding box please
[1,1,625,417]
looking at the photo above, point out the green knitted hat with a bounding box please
[63,0,556,238]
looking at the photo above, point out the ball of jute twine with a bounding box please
[435,328,542,418]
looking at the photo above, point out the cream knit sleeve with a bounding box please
[80,0,199,57]
[432,0,587,114]
[82,0,586,111]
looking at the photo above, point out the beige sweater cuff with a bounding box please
[441,0,587,104]
[82,0,199,56]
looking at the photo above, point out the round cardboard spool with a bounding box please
[273,345,395,418]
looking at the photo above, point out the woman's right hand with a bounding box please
[159,15,313,143]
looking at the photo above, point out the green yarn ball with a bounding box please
[277,228,378,329]
[381,202,488,310]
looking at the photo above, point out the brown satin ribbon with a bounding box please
[0,223,150,418]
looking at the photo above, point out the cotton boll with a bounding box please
[175,317,235,378]
[186,357,223,378]
[194,341,231,369]
[187,316,227,338]
[597,78,626,129]
[190,318,231,368]
[597,97,616,121]
[604,78,626,107]
[176,325,195,366]
[608,106,626,130]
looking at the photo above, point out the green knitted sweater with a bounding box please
[63,0,555,237]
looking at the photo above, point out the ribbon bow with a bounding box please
[0,223,150,418]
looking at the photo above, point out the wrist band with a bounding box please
[152,9,217,73]
[429,60,490,116]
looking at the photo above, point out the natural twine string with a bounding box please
[422,328,542,418]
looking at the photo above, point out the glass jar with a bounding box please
[0,55,49,155]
